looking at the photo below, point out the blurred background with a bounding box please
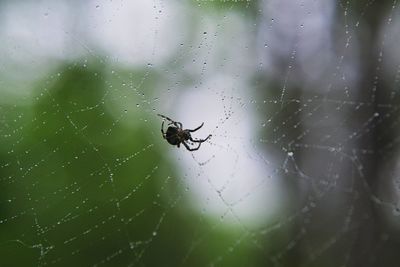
[1,0,400,266]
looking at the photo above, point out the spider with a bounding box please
[157,114,212,151]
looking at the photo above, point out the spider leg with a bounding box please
[182,141,201,151]
[168,121,183,128]
[161,121,166,139]
[157,114,182,129]
[187,122,204,132]
[189,134,212,143]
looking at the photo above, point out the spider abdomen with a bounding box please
[165,127,181,145]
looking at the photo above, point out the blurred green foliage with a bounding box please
[0,64,262,266]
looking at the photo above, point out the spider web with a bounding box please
[1,0,400,266]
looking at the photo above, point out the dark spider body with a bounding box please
[165,126,189,145]
[157,114,212,151]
